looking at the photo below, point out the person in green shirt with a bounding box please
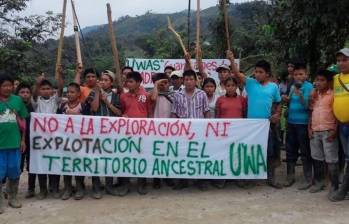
[0,74,28,214]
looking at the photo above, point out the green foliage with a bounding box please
[271,0,349,76]
[59,1,274,75]
[0,0,61,80]
[3,0,348,83]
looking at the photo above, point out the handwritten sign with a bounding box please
[30,113,268,179]
[126,58,240,88]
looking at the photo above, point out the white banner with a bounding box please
[126,58,240,88]
[30,113,269,179]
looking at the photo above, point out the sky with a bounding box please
[22,0,248,36]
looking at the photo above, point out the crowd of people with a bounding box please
[0,47,349,214]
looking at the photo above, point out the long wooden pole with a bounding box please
[168,16,187,55]
[71,0,82,66]
[55,0,67,80]
[107,3,121,88]
[187,0,191,50]
[223,0,231,51]
[195,0,200,61]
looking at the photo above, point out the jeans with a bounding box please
[286,123,311,163]
[339,124,349,162]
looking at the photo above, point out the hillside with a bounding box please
[21,1,272,81]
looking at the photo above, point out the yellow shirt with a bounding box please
[333,73,349,123]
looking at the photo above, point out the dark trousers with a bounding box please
[38,174,60,192]
[64,176,85,189]
[20,146,36,191]
[268,124,281,161]
[286,123,312,163]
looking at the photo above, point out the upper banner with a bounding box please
[30,113,269,179]
[125,58,240,88]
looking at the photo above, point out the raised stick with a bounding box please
[196,0,200,60]
[107,3,122,89]
[167,16,188,55]
[223,0,231,51]
[71,0,82,66]
[55,0,67,80]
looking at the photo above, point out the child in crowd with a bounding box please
[215,77,246,119]
[119,71,152,195]
[215,77,247,188]
[171,70,210,120]
[57,82,87,200]
[202,78,218,118]
[308,70,339,195]
[330,48,349,201]
[164,66,175,77]
[225,58,248,97]
[196,72,204,88]
[90,70,122,199]
[13,79,20,93]
[121,66,134,92]
[150,73,175,189]
[74,65,100,102]
[284,63,314,190]
[16,83,35,198]
[0,75,28,214]
[169,71,184,92]
[32,68,64,199]
[171,70,210,190]
[230,50,282,189]
[215,65,231,96]
[151,73,173,119]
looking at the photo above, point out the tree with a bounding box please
[0,0,61,79]
[271,0,349,76]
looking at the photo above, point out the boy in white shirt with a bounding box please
[32,69,63,199]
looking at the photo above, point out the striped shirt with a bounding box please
[171,88,210,118]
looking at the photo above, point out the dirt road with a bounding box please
[2,166,349,224]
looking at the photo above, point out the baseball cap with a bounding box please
[216,64,231,72]
[170,71,183,78]
[336,48,349,57]
[102,70,116,82]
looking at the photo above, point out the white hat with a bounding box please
[169,71,183,78]
[102,70,116,82]
[336,48,349,57]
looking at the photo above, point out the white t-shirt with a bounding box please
[208,94,218,118]
[32,94,61,114]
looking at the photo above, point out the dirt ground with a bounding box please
[2,164,349,224]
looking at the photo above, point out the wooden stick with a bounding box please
[187,0,191,50]
[195,0,200,60]
[223,0,231,51]
[71,0,82,66]
[55,0,67,80]
[107,3,121,89]
[167,16,188,55]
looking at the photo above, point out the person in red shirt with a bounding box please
[214,77,246,189]
[118,72,152,196]
[216,77,246,119]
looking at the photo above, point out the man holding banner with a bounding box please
[171,69,211,190]
[229,50,283,189]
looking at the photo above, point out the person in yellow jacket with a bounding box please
[330,48,349,202]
